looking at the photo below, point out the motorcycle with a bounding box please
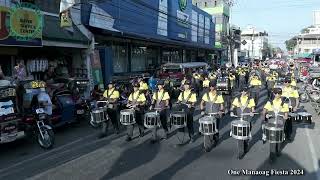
[0,86,26,144]
[34,107,54,149]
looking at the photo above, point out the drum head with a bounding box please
[171,112,186,117]
[265,123,283,130]
[92,109,104,113]
[298,112,311,116]
[199,116,215,122]
[231,120,250,127]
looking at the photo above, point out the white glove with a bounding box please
[201,111,205,115]
[230,112,235,117]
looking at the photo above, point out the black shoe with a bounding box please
[126,137,132,142]
[98,133,107,139]
[164,132,169,140]
[115,130,120,134]
[150,139,157,144]
[140,131,145,138]
[189,137,195,144]
[263,140,266,144]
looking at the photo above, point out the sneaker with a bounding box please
[126,137,132,142]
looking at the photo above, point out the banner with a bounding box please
[59,0,75,28]
[0,4,42,46]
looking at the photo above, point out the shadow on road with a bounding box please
[148,144,204,180]
[250,154,316,180]
[101,138,161,180]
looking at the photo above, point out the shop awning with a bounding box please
[43,15,90,48]
[293,53,313,59]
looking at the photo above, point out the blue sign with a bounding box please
[168,0,192,41]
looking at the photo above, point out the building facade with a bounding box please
[294,10,320,55]
[240,26,269,60]
[81,0,216,84]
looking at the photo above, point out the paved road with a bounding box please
[0,88,320,180]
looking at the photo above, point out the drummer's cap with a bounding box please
[284,77,291,83]
[133,83,140,88]
[184,80,191,85]
[241,86,249,92]
[157,80,164,85]
[108,80,114,85]
[273,88,282,94]
[209,81,216,88]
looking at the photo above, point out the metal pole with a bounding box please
[251,29,254,60]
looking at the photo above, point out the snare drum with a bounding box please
[170,112,186,128]
[120,109,136,125]
[199,116,217,135]
[297,112,312,124]
[289,112,300,123]
[90,108,108,125]
[264,123,284,143]
[231,120,251,140]
[144,111,160,129]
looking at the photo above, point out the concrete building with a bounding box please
[294,10,320,55]
[193,0,231,62]
[240,26,269,60]
[313,10,320,27]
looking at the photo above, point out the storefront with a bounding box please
[81,0,216,84]
[0,3,90,82]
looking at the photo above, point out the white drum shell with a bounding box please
[120,109,136,125]
[144,112,160,129]
[170,112,186,128]
[231,120,251,140]
[199,116,217,135]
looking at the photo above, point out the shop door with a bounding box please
[0,55,12,76]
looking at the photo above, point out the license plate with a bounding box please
[0,131,24,143]
[77,110,84,114]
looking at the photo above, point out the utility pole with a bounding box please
[251,29,255,61]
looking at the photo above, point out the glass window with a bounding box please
[131,47,147,72]
[35,0,60,13]
[113,45,128,73]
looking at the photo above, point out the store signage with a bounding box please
[179,0,187,12]
[10,2,42,41]
[60,10,72,28]
[0,4,42,46]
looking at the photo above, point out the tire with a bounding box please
[299,93,309,103]
[204,135,215,152]
[237,140,244,159]
[37,127,54,149]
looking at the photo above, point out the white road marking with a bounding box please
[0,133,97,174]
[305,125,320,180]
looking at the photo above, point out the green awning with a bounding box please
[43,15,90,45]
[293,53,313,59]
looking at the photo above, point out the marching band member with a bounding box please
[150,80,170,143]
[208,71,217,82]
[200,81,224,137]
[177,81,197,143]
[138,77,149,92]
[102,81,120,136]
[202,76,210,94]
[230,86,256,155]
[237,68,247,89]
[126,83,146,142]
[266,73,277,99]
[193,71,203,96]
[262,88,289,161]
[249,74,262,105]
[229,71,236,90]
[281,77,299,141]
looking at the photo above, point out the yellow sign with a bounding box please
[10,3,42,40]
[60,10,72,28]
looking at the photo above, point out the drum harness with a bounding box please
[130,91,142,109]
[175,91,193,144]
[263,100,285,136]
[206,92,219,115]
[106,88,116,108]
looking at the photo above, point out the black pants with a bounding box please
[107,108,119,132]
[152,109,168,140]
[186,108,195,137]
[127,110,144,138]
[284,119,293,139]
[251,91,260,105]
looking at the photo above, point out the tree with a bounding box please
[285,37,297,51]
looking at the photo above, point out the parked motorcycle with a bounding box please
[34,107,54,149]
[0,86,26,144]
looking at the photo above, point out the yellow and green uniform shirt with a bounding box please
[178,90,197,103]
[203,79,210,88]
[202,92,224,104]
[152,90,170,101]
[232,95,255,109]
[139,82,149,91]
[129,91,146,103]
[103,88,120,99]
[264,98,289,113]
[250,77,262,86]
[282,86,299,99]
